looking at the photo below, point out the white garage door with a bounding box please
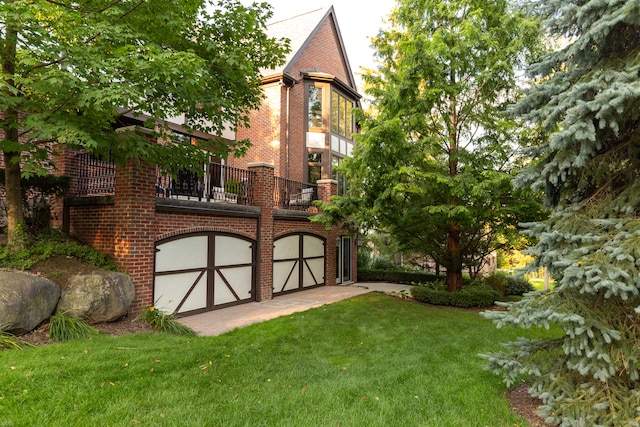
[154,233,255,315]
[273,233,325,295]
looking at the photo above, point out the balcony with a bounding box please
[156,163,254,205]
[68,153,321,211]
[274,177,318,211]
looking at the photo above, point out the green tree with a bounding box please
[482,1,640,425]
[316,0,544,290]
[0,0,287,247]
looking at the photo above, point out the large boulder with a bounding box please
[57,271,135,323]
[0,271,60,334]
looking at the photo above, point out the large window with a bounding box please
[308,153,322,184]
[308,85,323,129]
[331,91,353,139]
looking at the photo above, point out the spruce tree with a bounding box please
[482,1,640,425]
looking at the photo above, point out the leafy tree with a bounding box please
[0,0,288,247]
[482,1,640,425]
[316,0,544,290]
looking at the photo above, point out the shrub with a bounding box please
[357,247,373,270]
[410,285,501,308]
[0,229,117,271]
[370,257,396,270]
[505,275,534,296]
[48,311,103,342]
[358,268,440,284]
[0,170,71,233]
[135,306,196,336]
[482,271,509,296]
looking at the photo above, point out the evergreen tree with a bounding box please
[315,0,544,289]
[482,1,640,425]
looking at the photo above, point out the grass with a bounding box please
[529,277,555,291]
[0,293,557,426]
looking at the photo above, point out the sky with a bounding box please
[241,0,397,91]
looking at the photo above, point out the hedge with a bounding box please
[410,286,501,308]
[357,269,440,284]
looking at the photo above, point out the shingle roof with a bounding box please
[261,6,357,90]
[266,8,328,74]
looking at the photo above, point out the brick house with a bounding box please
[43,6,361,316]
[229,6,361,288]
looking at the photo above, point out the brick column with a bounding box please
[317,179,338,286]
[248,162,275,301]
[113,160,156,315]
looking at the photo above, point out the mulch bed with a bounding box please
[507,383,551,427]
[16,317,156,347]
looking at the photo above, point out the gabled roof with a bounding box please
[263,6,358,93]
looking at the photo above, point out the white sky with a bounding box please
[242,0,397,92]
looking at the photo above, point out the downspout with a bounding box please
[286,82,291,180]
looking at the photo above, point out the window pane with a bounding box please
[308,165,321,184]
[331,91,339,133]
[345,101,353,139]
[331,135,339,152]
[339,98,346,136]
[308,86,323,128]
[308,153,322,164]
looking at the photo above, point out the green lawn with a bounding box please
[529,277,555,291]
[0,293,555,426]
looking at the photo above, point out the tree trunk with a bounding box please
[1,1,26,249]
[445,223,463,292]
[445,92,462,292]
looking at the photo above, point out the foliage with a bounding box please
[483,1,640,425]
[482,271,509,296]
[0,169,71,232]
[370,257,396,270]
[0,294,559,426]
[135,306,196,336]
[0,0,288,245]
[356,246,373,270]
[505,275,534,297]
[411,283,501,308]
[314,0,546,291]
[357,268,440,284]
[48,311,103,342]
[223,179,242,196]
[0,229,116,271]
[0,330,32,351]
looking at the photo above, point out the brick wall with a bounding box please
[64,162,349,316]
[233,84,285,174]
[289,18,351,84]
[66,202,117,256]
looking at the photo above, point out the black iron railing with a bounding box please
[274,177,318,210]
[73,153,116,196]
[156,163,254,205]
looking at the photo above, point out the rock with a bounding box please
[57,271,135,323]
[0,271,60,335]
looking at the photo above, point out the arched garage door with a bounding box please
[154,233,255,315]
[273,233,325,295]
